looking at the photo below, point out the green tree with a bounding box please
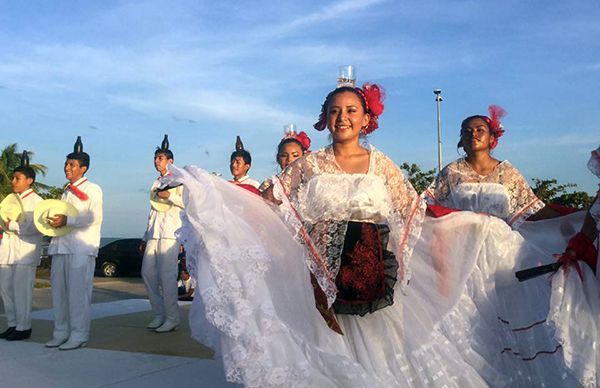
[0,144,62,200]
[531,178,594,209]
[38,185,65,200]
[400,163,437,193]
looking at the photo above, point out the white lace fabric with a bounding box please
[277,145,425,289]
[588,146,600,179]
[424,158,544,229]
[165,148,600,387]
[588,146,600,230]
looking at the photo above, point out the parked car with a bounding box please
[95,238,143,277]
[39,236,52,268]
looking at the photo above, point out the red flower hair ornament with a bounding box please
[313,83,386,135]
[283,130,311,152]
[486,104,506,149]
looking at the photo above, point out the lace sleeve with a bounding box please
[374,151,426,288]
[503,163,545,229]
[423,166,451,206]
[276,157,306,201]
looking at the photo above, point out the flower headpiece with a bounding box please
[313,83,385,135]
[485,105,506,149]
[282,130,311,152]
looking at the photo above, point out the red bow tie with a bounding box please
[67,181,89,201]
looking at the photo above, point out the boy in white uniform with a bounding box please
[228,136,260,189]
[141,135,184,332]
[45,136,103,350]
[0,151,44,341]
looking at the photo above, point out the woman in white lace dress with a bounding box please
[424,107,600,387]
[166,84,510,387]
[258,129,311,192]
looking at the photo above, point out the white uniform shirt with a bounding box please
[0,189,44,265]
[229,175,260,189]
[177,276,196,297]
[143,174,184,241]
[48,177,103,257]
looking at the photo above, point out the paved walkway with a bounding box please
[0,282,238,388]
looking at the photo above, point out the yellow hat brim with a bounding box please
[150,191,173,212]
[0,194,24,226]
[33,199,79,237]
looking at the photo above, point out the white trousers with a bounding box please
[50,254,95,342]
[141,239,180,324]
[0,264,36,330]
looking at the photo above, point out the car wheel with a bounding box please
[101,261,118,278]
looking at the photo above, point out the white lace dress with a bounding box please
[167,146,506,387]
[588,146,600,231]
[425,158,600,387]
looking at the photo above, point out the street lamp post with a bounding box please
[434,89,443,172]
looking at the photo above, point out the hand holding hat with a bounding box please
[34,199,79,237]
[0,194,24,228]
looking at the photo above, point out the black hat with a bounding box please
[66,136,90,168]
[235,136,244,151]
[20,150,29,167]
[160,134,169,151]
[73,136,83,154]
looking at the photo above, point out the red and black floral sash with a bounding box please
[333,222,397,316]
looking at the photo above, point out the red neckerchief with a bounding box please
[67,178,89,201]
[20,189,34,200]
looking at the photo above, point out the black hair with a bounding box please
[320,86,367,117]
[276,138,305,160]
[66,152,90,170]
[154,149,174,160]
[230,149,252,165]
[13,166,36,182]
[460,115,491,131]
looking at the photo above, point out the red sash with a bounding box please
[67,179,89,201]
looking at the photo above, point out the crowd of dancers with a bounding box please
[0,79,599,387]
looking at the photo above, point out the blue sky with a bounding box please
[1,0,598,237]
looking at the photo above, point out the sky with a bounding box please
[0,0,598,237]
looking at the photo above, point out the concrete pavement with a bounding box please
[0,276,238,388]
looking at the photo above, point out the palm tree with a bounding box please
[0,144,49,200]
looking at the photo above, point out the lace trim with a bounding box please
[427,159,544,228]
[272,176,338,307]
[509,198,544,230]
[591,199,600,232]
[588,148,600,178]
[388,196,425,288]
[547,273,597,388]
[203,242,315,387]
[275,146,426,298]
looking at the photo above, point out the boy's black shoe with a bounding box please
[6,329,32,341]
[0,327,16,339]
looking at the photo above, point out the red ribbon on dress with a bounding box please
[67,180,89,201]
[554,252,584,281]
[427,204,460,218]
[556,232,598,281]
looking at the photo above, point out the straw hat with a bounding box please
[0,194,24,227]
[33,199,79,237]
[150,189,173,212]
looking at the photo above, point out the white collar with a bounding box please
[19,188,34,199]
[70,177,88,187]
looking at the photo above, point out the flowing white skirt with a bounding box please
[169,165,599,387]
